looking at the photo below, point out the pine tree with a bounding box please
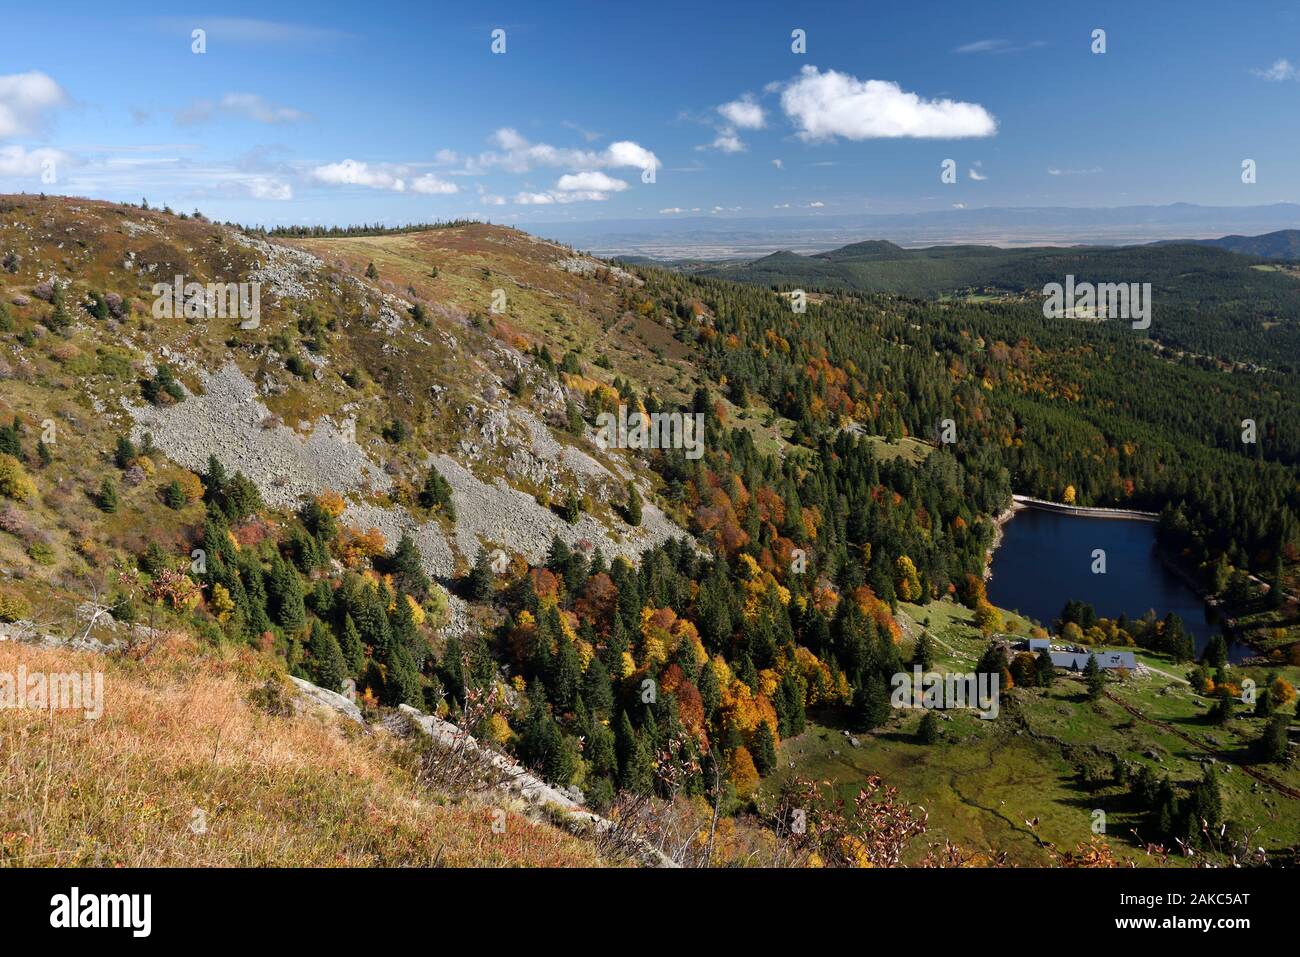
[581,656,614,719]
[418,466,455,519]
[390,532,429,598]
[1202,632,1229,670]
[918,710,941,744]
[164,479,187,510]
[114,435,137,469]
[98,477,119,513]
[338,613,366,673]
[623,481,642,527]
[466,548,494,601]
[1259,714,1289,763]
[267,554,306,632]
[1036,648,1056,688]
[698,660,721,719]
[307,618,347,690]
[550,635,582,711]
[1083,653,1106,700]
[752,720,777,774]
[852,674,891,731]
[912,631,935,670]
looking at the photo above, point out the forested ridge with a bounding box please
[682,240,1300,368]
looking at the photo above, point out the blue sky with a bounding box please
[1,0,1298,227]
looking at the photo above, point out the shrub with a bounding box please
[0,454,35,501]
[0,590,30,622]
[26,541,55,565]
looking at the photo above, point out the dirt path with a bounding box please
[1103,690,1300,801]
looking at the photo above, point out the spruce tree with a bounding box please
[267,554,306,632]
[98,478,119,513]
[338,613,366,673]
[1036,648,1056,688]
[1083,654,1106,700]
[752,720,777,774]
[390,532,429,598]
[307,618,347,690]
[918,710,941,744]
[623,481,642,527]
[912,631,935,670]
[466,548,494,601]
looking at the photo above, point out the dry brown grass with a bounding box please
[0,637,600,867]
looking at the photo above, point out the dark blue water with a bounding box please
[987,506,1246,662]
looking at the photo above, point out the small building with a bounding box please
[1050,650,1137,672]
[1027,638,1051,652]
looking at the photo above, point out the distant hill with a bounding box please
[1155,229,1300,260]
[675,236,1300,366]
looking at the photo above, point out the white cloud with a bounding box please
[311,159,404,190]
[968,162,987,181]
[476,129,658,174]
[0,145,72,177]
[514,188,610,205]
[771,158,784,169]
[177,93,310,125]
[410,173,458,195]
[1252,58,1297,81]
[779,65,997,140]
[718,95,765,130]
[310,159,458,195]
[954,38,1046,55]
[151,17,351,47]
[709,132,745,153]
[246,176,293,200]
[1047,166,1101,176]
[0,71,68,139]
[604,140,659,171]
[555,170,628,192]
[808,200,825,207]
[659,207,686,214]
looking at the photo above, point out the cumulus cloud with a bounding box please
[0,145,72,177]
[968,162,987,181]
[177,93,310,125]
[474,128,659,175]
[0,71,69,139]
[1252,58,1297,81]
[771,158,784,169]
[555,170,628,193]
[718,95,765,130]
[310,159,458,194]
[709,132,745,153]
[410,173,458,194]
[778,66,997,140]
[246,176,293,200]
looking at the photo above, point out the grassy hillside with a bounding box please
[0,636,600,867]
[767,599,1300,866]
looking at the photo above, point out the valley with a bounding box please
[0,194,1297,869]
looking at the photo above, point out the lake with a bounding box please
[986,504,1248,662]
